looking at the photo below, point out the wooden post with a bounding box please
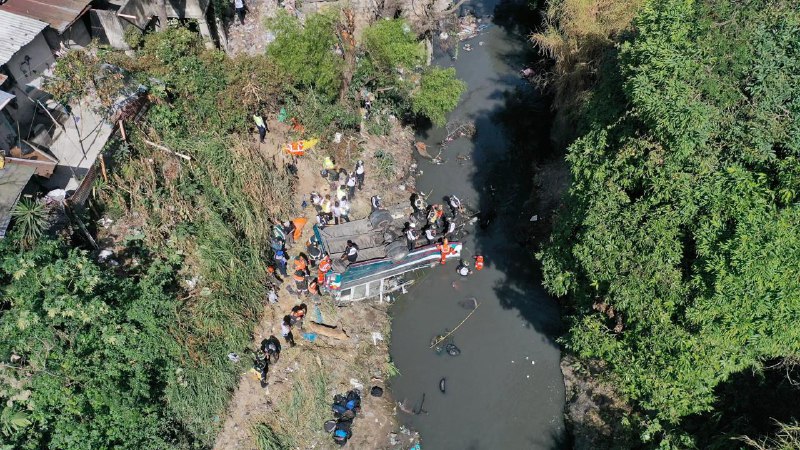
[118,120,127,141]
[99,155,109,182]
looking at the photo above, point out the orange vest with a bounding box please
[318,258,331,283]
[293,271,305,282]
[294,257,307,271]
[474,255,484,270]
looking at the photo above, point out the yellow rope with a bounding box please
[429,302,480,349]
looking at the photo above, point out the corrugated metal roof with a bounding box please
[0,10,48,66]
[0,89,15,110]
[0,0,91,34]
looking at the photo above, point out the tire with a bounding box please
[369,209,393,229]
[386,239,409,262]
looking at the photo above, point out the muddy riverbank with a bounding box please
[389,1,567,448]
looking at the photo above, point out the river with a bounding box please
[388,1,566,448]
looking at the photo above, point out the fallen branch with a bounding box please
[306,321,348,340]
[429,302,480,348]
[143,138,192,161]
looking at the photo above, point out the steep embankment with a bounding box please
[537,0,800,447]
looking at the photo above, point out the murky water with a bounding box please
[388,2,566,448]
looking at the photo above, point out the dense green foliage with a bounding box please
[540,0,800,445]
[3,27,294,449]
[0,241,184,449]
[3,15,467,448]
[411,67,465,126]
[267,11,344,101]
[362,19,425,73]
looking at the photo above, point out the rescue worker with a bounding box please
[307,238,323,268]
[253,112,268,143]
[410,192,426,212]
[318,254,332,285]
[457,260,472,277]
[293,270,308,295]
[371,195,383,211]
[435,239,447,265]
[436,238,454,265]
[404,223,418,251]
[474,255,485,271]
[321,195,333,221]
[293,255,308,273]
[424,226,437,245]
[448,195,462,215]
[444,216,457,239]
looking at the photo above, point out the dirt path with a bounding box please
[213,121,419,449]
[223,0,277,56]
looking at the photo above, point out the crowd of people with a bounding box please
[309,158,366,227]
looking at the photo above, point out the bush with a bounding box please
[266,10,343,101]
[362,19,425,73]
[412,68,465,126]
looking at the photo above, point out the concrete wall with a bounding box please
[43,20,92,50]
[90,9,132,50]
[0,111,16,152]
[4,34,54,129]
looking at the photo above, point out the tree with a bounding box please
[539,0,800,445]
[411,67,465,126]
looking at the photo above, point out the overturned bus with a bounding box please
[314,205,462,303]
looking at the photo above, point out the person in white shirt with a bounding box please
[341,240,359,263]
[346,173,357,199]
[339,197,351,222]
[424,226,436,245]
[332,202,342,225]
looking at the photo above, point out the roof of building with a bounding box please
[0,89,14,110]
[0,10,48,66]
[0,162,36,238]
[0,0,91,34]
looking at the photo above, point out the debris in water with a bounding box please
[439,377,446,393]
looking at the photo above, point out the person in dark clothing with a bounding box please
[341,240,359,263]
[355,160,365,190]
[274,250,288,277]
[234,0,245,24]
[281,315,296,347]
[404,222,418,251]
[253,112,267,143]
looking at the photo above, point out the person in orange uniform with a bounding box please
[318,255,332,285]
[436,239,455,265]
[294,255,308,272]
[474,255,484,271]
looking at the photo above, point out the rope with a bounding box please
[429,302,480,348]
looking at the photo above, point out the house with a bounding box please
[0,4,137,238]
[90,0,225,50]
